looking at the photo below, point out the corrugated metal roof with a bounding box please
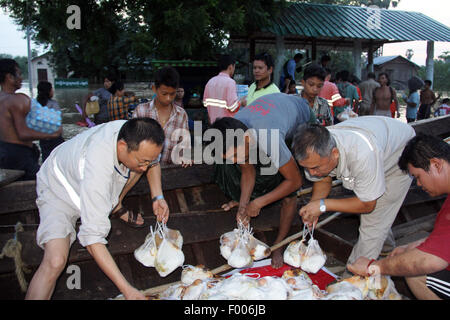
[371,55,420,68]
[264,3,450,42]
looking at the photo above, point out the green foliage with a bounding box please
[0,0,285,80]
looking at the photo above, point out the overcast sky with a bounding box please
[0,1,449,66]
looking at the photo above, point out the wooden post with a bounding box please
[311,38,317,62]
[426,41,435,88]
[274,35,286,89]
[353,40,362,80]
[368,42,374,74]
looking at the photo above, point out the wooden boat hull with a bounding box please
[0,115,448,299]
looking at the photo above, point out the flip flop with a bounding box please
[110,206,147,228]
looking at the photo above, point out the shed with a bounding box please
[30,52,57,86]
[362,55,420,90]
[229,3,450,87]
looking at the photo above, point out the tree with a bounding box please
[418,52,450,92]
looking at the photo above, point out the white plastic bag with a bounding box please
[181,265,214,285]
[134,225,162,267]
[143,222,185,277]
[337,107,358,122]
[219,229,239,260]
[301,238,326,274]
[227,238,253,268]
[283,240,306,268]
[248,234,271,261]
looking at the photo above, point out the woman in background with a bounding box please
[37,81,65,162]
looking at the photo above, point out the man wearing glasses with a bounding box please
[26,118,167,300]
[292,116,415,274]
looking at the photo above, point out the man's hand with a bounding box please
[299,200,322,227]
[123,286,147,300]
[396,111,401,118]
[347,257,372,276]
[245,198,262,218]
[153,199,169,223]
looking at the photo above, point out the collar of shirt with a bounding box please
[218,72,231,78]
[149,99,185,124]
[254,81,273,91]
[113,123,130,179]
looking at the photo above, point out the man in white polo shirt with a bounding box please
[292,116,416,268]
[25,118,168,300]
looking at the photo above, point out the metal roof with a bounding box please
[369,55,420,68]
[264,3,450,43]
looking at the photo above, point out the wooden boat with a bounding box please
[0,115,449,300]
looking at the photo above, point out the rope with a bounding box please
[0,222,31,292]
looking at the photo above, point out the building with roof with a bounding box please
[229,3,450,86]
[362,55,420,90]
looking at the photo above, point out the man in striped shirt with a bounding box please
[348,135,450,300]
[203,54,241,124]
[318,68,348,117]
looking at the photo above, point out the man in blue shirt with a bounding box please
[209,93,315,268]
[279,53,303,92]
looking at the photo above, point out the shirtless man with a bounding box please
[370,73,399,118]
[0,59,61,180]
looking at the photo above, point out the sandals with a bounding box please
[110,206,147,228]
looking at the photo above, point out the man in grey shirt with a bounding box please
[358,72,380,116]
[292,116,415,271]
[81,75,116,124]
[209,92,315,268]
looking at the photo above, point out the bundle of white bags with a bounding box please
[219,222,271,269]
[283,224,326,274]
[134,222,185,277]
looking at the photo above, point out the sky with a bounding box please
[0,1,449,66]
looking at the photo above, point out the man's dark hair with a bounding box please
[398,134,450,173]
[154,66,180,89]
[104,73,117,83]
[378,72,391,86]
[0,58,18,83]
[337,70,350,82]
[367,72,376,79]
[208,117,249,156]
[118,118,165,151]
[108,80,124,95]
[294,53,303,61]
[254,52,275,70]
[424,79,432,86]
[303,63,327,81]
[292,123,336,161]
[442,98,450,104]
[320,54,331,63]
[218,54,235,72]
[37,81,53,106]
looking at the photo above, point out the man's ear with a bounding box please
[117,139,128,153]
[430,158,443,173]
[331,147,340,162]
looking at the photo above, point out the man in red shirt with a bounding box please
[348,134,450,300]
[318,68,348,117]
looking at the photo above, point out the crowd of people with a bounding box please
[0,54,449,300]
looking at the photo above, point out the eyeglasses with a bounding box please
[137,153,161,168]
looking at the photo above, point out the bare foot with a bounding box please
[271,248,284,269]
[221,200,238,211]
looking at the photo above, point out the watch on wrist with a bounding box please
[319,198,327,213]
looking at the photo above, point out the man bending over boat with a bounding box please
[208,92,316,268]
[348,135,450,300]
[25,118,169,300]
[292,117,415,273]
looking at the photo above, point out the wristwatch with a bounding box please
[152,195,164,202]
[319,199,327,213]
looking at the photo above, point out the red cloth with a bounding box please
[318,81,347,116]
[233,263,337,290]
[417,195,450,271]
